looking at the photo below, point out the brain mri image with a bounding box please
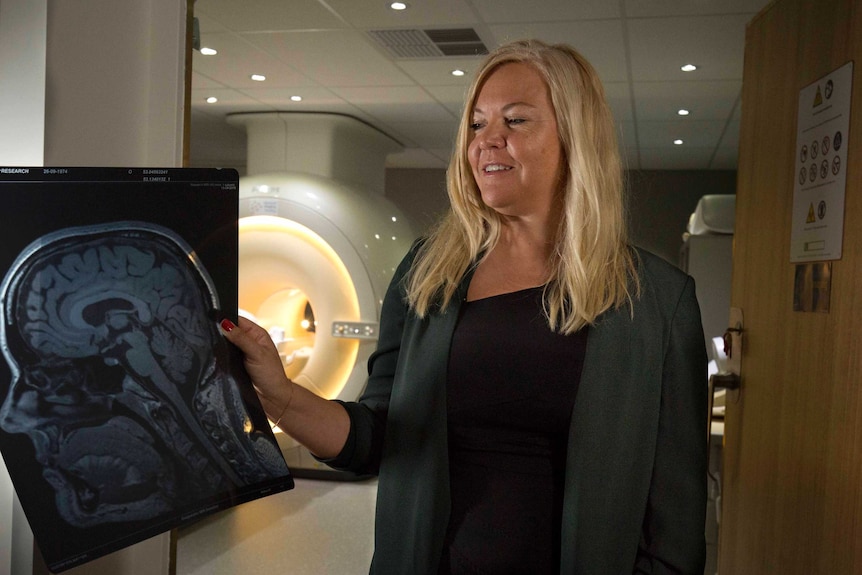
[0,219,291,569]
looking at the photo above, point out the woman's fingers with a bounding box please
[219,316,292,410]
[220,317,270,353]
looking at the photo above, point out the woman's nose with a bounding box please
[477,125,505,150]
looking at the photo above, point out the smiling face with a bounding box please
[467,62,564,220]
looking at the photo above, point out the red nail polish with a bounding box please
[220,318,235,332]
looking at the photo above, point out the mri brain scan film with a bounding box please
[0,168,293,572]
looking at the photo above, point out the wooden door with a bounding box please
[719,0,862,572]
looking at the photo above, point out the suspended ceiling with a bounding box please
[190,0,773,171]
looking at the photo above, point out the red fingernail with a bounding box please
[220,318,235,332]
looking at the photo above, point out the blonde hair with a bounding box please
[406,39,638,333]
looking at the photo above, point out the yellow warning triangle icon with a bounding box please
[813,86,823,107]
[807,203,816,223]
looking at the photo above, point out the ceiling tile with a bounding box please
[471,0,620,22]
[396,58,481,87]
[717,117,741,149]
[195,11,228,34]
[191,71,225,90]
[624,0,771,18]
[191,87,273,110]
[605,81,635,123]
[194,0,346,32]
[628,15,750,81]
[193,33,315,88]
[424,85,469,117]
[639,146,715,170]
[331,86,457,123]
[633,80,741,120]
[488,21,628,82]
[241,30,416,87]
[332,85,438,105]
[326,0,480,28]
[387,121,458,149]
[617,121,638,148]
[362,101,456,127]
[637,119,726,147]
[709,146,741,169]
[236,86,349,109]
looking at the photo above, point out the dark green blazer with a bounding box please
[328,246,708,574]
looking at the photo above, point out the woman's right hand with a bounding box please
[219,316,294,425]
[219,316,351,459]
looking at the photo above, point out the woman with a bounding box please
[220,39,708,574]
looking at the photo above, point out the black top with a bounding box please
[440,287,588,574]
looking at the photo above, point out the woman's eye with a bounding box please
[506,118,525,125]
[469,121,484,131]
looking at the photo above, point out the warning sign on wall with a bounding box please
[790,61,853,262]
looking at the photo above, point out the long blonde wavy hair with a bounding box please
[406,39,638,334]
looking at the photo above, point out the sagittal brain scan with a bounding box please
[0,221,289,529]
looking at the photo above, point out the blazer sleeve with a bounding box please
[319,244,417,475]
[634,275,709,574]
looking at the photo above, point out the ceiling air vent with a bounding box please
[368,28,488,59]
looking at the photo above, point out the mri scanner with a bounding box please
[231,113,418,477]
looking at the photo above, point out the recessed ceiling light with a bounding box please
[290,95,302,102]
[451,69,465,77]
[678,109,690,116]
[674,139,684,145]
[200,47,217,56]
[206,96,218,104]
[250,74,266,82]
[390,2,408,10]
[681,64,698,72]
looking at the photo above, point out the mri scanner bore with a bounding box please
[237,172,416,447]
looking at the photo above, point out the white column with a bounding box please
[0,0,188,573]
[44,0,186,167]
[0,0,47,165]
[0,0,47,573]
